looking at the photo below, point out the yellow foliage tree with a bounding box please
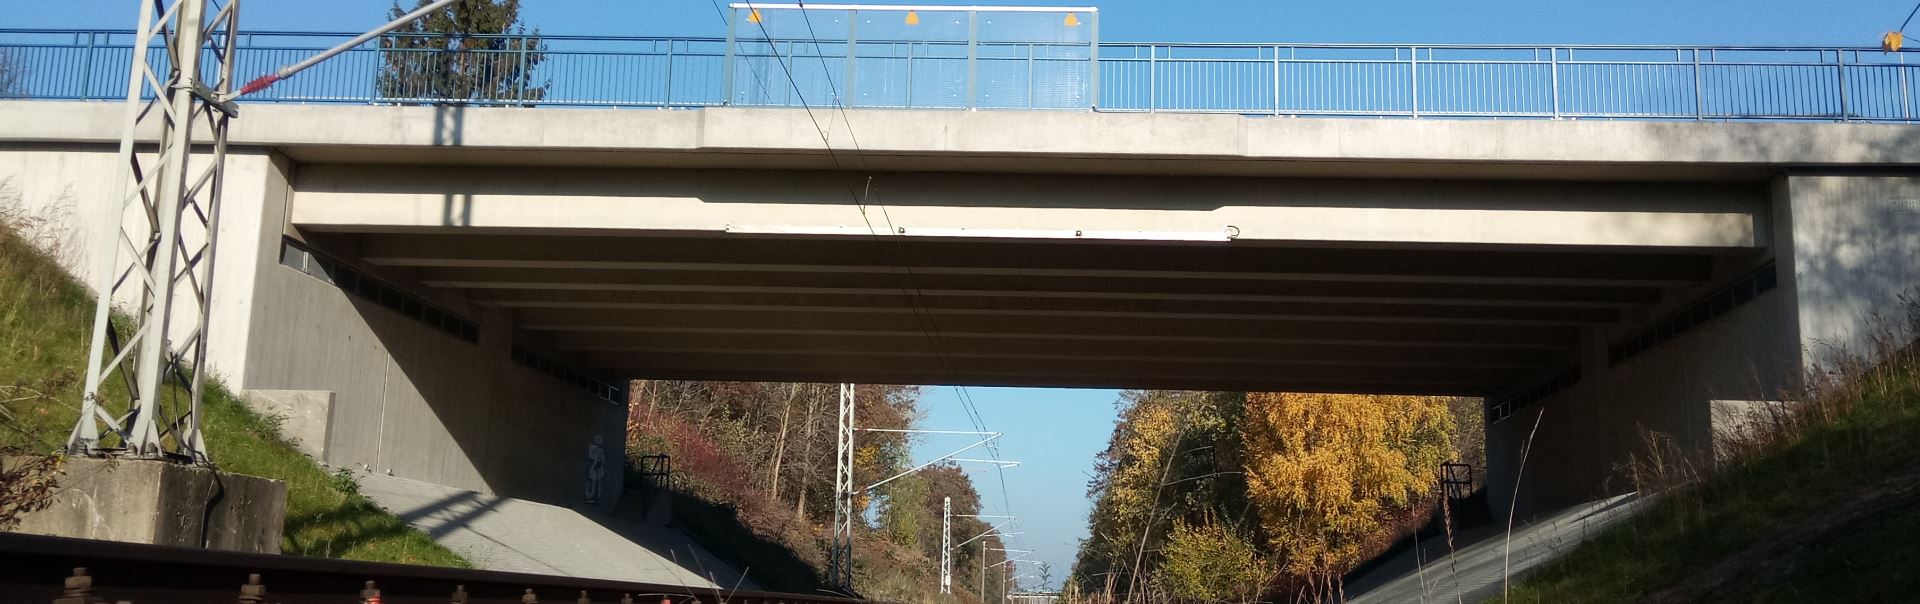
[1155,516,1273,603]
[1240,392,1453,580]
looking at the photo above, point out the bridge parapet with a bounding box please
[5,27,1920,121]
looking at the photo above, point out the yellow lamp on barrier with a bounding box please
[1064,12,1080,27]
[905,10,920,25]
[747,8,763,23]
[1886,31,1904,52]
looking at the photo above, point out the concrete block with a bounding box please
[241,389,335,460]
[11,457,287,554]
[1710,399,1794,463]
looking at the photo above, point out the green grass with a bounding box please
[1500,349,1920,603]
[0,216,468,567]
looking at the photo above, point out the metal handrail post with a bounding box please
[1902,52,1911,121]
[722,7,737,106]
[965,10,977,109]
[663,40,675,105]
[843,8,857,108]
[1088,9,1100,109]
[1836,50,1851,121]
[1549,47,1561,118]
[1148,45,1156,112]
[1409,46,1419,117]
[1026,43,1035,109]
[1693,48,1705,120]
[1272,45,1282,115]
[80,31,98,99]
[514,35,530,102]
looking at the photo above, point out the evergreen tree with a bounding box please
[377,0,547,103]
[0,49,24,97]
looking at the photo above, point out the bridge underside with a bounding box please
[324,230,1735,395]
[11,101,1918,528]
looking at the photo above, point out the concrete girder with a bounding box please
[355,233,1717,287]
[467,288,1625,326]
[616,367,1496,396]
[293,165,1766,249]
[593,349,1533,386]
[418,267,1661,309]
[536,331,1562,369]
[509,308,1579,348]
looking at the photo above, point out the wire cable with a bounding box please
[723,0,1034,565]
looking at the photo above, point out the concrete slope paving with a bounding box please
[1344,493,1648,604]
[353,472,756,591]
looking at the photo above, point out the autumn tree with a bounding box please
[627,380,935,595]
[1072,390,1249,594]
[1239,392,1453,584]
[879,471,931,549]
[377,0,548,103]
[1154,516,1273,603]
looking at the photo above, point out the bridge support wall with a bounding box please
[1487,173,1920,520]
[0,145,624,510]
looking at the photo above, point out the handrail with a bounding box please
[4,28,1918,122]
[1,29,1905,51]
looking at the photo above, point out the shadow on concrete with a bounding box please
[301,162,1771,216]
[589,488,826,593]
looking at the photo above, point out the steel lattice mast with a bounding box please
[829,382,857,590]
[68,0,241,461]
[66,0,460,462]
[940,496,953,594]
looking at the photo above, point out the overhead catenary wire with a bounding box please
[720,0,1037,575]
[750,0,1017,507]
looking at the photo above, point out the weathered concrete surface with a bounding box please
[290,165,1766,249]
[240,390,335,460]
[1781,175,1920,366]
[11,458,286,554]
[7,101,1920,180]
[1485,262,1800,517]
[238,156,628,507]
[352,472,750,589]
[0,136,627,511]
[0,147,280,388]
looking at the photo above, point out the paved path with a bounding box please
[1344,493,1648,603]
[353,472,756,591]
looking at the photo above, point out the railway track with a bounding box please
[0,533,870,604]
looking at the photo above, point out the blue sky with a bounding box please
[909,386,1120,590]
[12,0,1920,591]
[5,1,1918,47]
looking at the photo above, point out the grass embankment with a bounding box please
[0,216,467,567]
[1503,338,1920,602]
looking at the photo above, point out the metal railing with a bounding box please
[4,29,1920,121]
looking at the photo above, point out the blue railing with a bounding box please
[4,29,1920,121]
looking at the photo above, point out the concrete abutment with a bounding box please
[1486,173,1920,521]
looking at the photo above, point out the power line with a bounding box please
[721,0,1034,567]
[748,0,1009,485]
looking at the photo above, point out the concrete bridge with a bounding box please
[3,94,1918,522]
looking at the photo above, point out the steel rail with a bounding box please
[0,532,881,604]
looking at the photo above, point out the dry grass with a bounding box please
[1501,298,1920,603]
